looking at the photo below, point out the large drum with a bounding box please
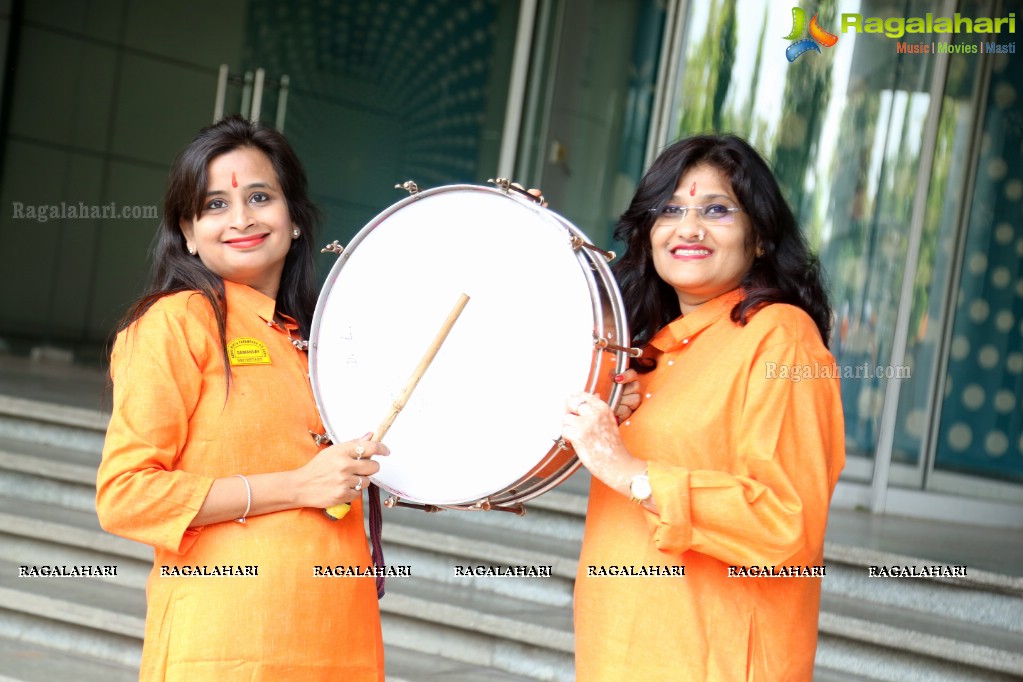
[308,183,633,512]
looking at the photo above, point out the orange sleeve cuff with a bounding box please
[646,461,693,556]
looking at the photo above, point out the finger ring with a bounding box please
[354,444,366,459]
[354,476,363,492]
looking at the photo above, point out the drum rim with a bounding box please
[308,183,631,510]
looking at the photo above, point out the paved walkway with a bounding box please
[2,352,1020,578]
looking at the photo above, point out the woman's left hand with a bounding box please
[562,392,647,500]
[613,368,641,422]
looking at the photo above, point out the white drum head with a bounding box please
[310,186,606,506]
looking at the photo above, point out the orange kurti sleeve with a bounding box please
[96,296,216,554]
[647,336,843,566]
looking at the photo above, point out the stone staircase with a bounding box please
[0,391,1022,681]
[814,544,1023,681]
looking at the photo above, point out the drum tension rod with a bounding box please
[384,496,442,513]
[570,235,616,262]
[488,177,545,206]
[320,240,344,256]
[472,498,526,516]
[594,336,643,358]
[394,180,420,195]
[309,431,332,446]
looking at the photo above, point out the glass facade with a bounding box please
[664,0,1022,507]
[933,44,1023,490]
[515,0,666,247]
[0,0,519,362]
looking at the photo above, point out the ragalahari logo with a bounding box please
[784,7,839,61]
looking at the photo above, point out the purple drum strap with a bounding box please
[369,483,386,599]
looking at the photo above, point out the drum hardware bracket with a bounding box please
[569,235,616,262]
[395,180,420,195]
[309,430,332,447]
[472,497,526,516]
[593,336,643,358]
[488,177,545,207]
[320,240,345,256]
[384,495,442,513]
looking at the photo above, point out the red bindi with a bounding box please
[689,182,696,197]
[231,172,238,188]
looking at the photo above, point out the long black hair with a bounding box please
[117,115,322,359]
[613,133,832,353]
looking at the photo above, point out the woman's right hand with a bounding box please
[293,434,389,508]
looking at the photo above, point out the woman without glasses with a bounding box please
[97,116,387,681]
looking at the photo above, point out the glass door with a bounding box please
[515,0,667,248]
[926,37,1023,503]
[0,0,524,361]
[237,0,523,256]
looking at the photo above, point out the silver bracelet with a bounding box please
[235,474,251,523]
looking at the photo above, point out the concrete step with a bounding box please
[0,495,150,565]
[819,592,1023,678]
[0,431,102,514]
[385,644,549,681]
[0,636,137,682]
[815,632,1023,682]
[418,472,589,544]
[0,560,145,639]
[382,610,572,682]
[810,664,885,682]
[0,605,140,671]
[384,575,572,652]
[380,500,581,575]
[0,396,107,453]
[0,550,573,681]
[825,541,1023,598]
[2,551,572,658]
[382,575,574,680]
[383,544,572,608]
[4,392,1022,682]
[0,629,549,682]
[821,556,1023,634]
[0,435,100,484]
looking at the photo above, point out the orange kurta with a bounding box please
[575,289,845,681]
[96,281,383,681]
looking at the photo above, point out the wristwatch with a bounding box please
[629,470,652,504]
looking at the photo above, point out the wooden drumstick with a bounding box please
[325,293,471,520]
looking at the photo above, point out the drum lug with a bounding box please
[569,235,616,262]
[472,497,526,516]
[320,240,345,256]
[384,495,442,513]
[394,180,420,195]
[593,335,643,358]
[488,178,545,207]
[309,430,332,446]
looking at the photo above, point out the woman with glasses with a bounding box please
[563,134,845,680]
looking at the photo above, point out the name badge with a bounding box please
[227,337,271,366]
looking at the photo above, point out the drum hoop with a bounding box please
[308,184,631,509]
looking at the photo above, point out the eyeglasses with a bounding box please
[650,204,744,225]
